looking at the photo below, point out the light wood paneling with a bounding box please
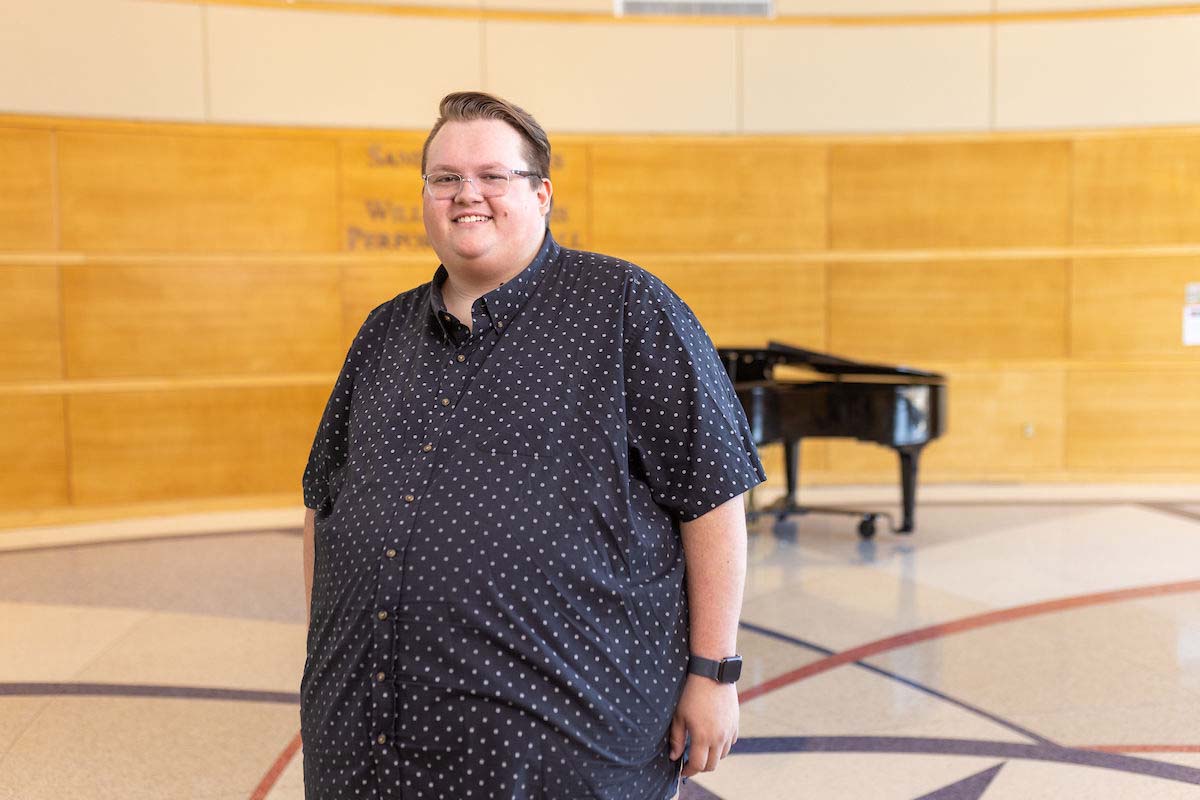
[342,261,433,345]
[546,141,591,250]
[338,136,589,253]
[69,385,330,505]
[826,365,1066,480]
[1073,135,1200,245]
[589,140,827,253]
[641,260,826,349]
[58,131,339,252]
[0,129,54,250]
[62,263,344,378]
[829,259,1068,362]
[0,265,61,380]
[829,140,1071,249]
[0,395,69,509]
[1068,368,1200,470]
[1072,256,1200,359]
[339,133,430,253]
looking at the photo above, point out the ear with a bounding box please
[537,178,553,217]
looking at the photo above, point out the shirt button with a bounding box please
[377,734,388,745]
[440,398,451,406]
[495,320,504,330]
[385,548,397,558]
[404,494,415,503]
[421,443,433,453]
[456,354,466,363]
[376,671,387,682]
[377,610,389,621]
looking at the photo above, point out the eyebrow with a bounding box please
[427,162,511,173]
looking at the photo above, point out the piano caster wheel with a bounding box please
[857,516,877,539]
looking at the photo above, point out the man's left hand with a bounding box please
[668,673,739,777]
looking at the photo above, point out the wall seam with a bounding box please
[50,129,74,506]
[823,144,833,351]
[1063,135,1076,473]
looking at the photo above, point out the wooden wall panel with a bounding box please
[339,133,430,254]
[0,129,54,250]
[58,131,339,252]
[589,140,827,253]
[546,141,591,250]
[62,263,344,378]
[0,395,69,509]
[0,265,61,380]
[1073,135,1200,246]
[69,385,330,505]
[1071,257,1200,359]
[826,366,1066,480]
[829,140,1071,249]
[643,260,826,349]
[342,261,433,346]
[829,259,1068,362]
[1067,369,1200,470]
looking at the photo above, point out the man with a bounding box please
[302,91,764,799]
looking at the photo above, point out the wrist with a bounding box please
[687,653,743,684]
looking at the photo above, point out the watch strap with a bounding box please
[687,654,743,684]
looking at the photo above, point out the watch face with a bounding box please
[718,656,743,684]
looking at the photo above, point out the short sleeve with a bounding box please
[301,304,390,512]
[622,270,765,520]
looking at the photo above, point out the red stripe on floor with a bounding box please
[250,731,302,800]
[739,578,1200,703]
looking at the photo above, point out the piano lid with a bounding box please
[721,341,944,380]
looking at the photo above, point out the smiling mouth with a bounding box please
[454,215,491,224]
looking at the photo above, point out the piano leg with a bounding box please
[897,445,924,534]
[782,438,801,518]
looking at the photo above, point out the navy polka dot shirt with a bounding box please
[301,233,765,799]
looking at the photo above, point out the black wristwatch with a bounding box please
[687,654,743,684]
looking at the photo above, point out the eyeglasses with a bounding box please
[422,169,541,199]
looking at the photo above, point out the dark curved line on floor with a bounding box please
[738,620,1053,745]
[0,528,302,556]
[0,682,300,704]
[731,736,1200,786]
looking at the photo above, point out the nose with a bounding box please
[454,177,484,202]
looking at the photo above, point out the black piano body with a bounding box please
[718,342,947,537]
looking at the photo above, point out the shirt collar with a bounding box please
[428,231,559,341]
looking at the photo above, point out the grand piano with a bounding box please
[718,342,946,538]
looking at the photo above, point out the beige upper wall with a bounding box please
[0,0,205,121]
[2,0,1200,133]
[996,16,1200,129]
[743,24,991,133]
[486,21,738,132]
[207,7,482,127]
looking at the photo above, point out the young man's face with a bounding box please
[422,119,552,278]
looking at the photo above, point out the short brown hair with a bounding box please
[421,91,551,183]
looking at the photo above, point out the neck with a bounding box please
[441,233,545,328]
